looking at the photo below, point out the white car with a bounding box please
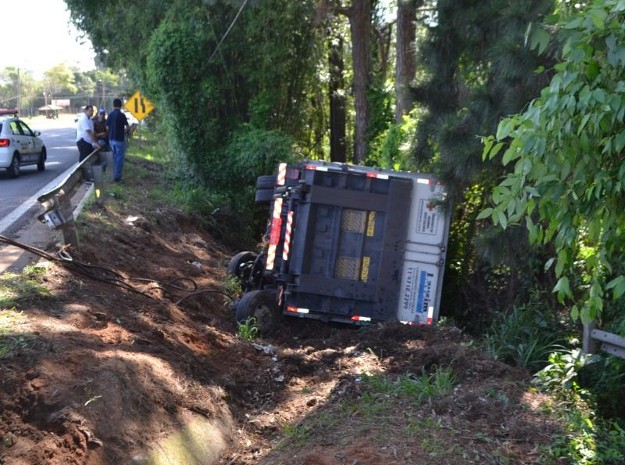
[0,110,47,178]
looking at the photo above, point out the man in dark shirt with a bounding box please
[106,98,129,182]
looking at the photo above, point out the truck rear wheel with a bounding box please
[255,189,274,203]
[256,175,276,189]
[235,290,280,337]
[227,251,257,282]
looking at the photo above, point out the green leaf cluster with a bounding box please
[482,0,625,322]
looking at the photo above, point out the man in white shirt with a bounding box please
[76,105,100,162]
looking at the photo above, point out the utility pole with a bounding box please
[16,67,20,111]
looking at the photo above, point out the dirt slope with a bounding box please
[0,159,563,465]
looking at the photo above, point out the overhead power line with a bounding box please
[208,0,250,63]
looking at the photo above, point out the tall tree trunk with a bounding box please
[329,34,347,162]
[395,0,419,123]
[343,0,371,164]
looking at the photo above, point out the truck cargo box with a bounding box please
[229,160,450,335]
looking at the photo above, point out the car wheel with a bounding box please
[7,154,20,178]
[37,147,46,171]
[235,290,281,337]
[256,175,276,190]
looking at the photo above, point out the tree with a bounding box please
[482,0,625,323]
[409,0,555,328]
[338,0,372,164]
[143,0,320,186]
[395,0,421,123]
[43,64,78,102]
[329,31,347,162]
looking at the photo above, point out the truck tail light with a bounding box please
[287,306,309,314]
[366,172,389,179]
[0,138,10,147]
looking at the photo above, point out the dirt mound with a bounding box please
[0,166,562,464]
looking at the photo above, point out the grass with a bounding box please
[0,265,51,309]
[0,309,31,359]
[482,298,565,372]
[359,365,456,410]
[272,365,459,459]
[0,265,49,360]
[236,317,259,341]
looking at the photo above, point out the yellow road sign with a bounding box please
[125,91,155,121]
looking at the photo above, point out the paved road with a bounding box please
[0,115,79,234]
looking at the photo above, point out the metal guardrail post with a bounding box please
[583,320,599,354]
[57,190,79,249]
[104,151,114,182]
[37,149,112,249]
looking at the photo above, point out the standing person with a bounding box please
[76,105,99,162]
[93,108,109,149]
[106,98,129,182]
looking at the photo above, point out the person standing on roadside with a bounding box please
[76,105,99,162]
[93,108,109,149]
[106,98,129,182]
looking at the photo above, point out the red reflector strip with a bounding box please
[266,198,283,270]
[278,286,285,306]
[350,315,372,322]
[277,163,287,186]
[282,210,294,261]
[266,244,277,270]
[366,172,389,179]
[0,138,10,147]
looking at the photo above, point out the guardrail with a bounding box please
[583,321,625,359]
[37,150,113,249]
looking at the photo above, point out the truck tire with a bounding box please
[227,251,258,280]
[255,188,274,203]
[235,290,281,337]
[256,175,276,190]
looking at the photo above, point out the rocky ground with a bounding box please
[0,156,564,465]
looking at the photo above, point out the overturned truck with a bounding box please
[228,160,451,335]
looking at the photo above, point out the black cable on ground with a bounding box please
[0,234,235,304]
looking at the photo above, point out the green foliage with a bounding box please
[413,0,555,196]
[482,0,625,323]
[237,317,259,341]
[220,125,298,191]
[411,0,556,333]
[366,109,420,170]
[534,349,625,464]
[483,294,566,372]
